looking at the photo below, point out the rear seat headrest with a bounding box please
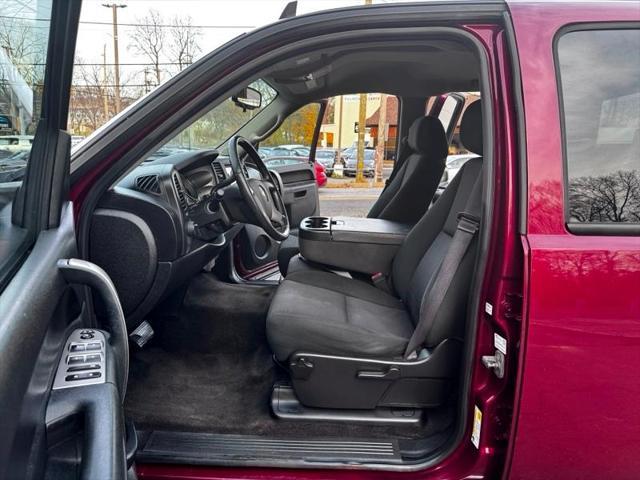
[407,116,448,160]
[460,100,483,155]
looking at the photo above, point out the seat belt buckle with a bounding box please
[457,212,480,234]
[371,272,393,294]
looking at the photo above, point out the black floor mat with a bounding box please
[124,274,451,440]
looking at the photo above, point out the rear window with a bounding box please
[557,28,640,226]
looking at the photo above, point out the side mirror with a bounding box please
[232,87,262,111]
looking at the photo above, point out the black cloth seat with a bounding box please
[267,101,483,362]
[277,115,448,275]
[266,269,414,359]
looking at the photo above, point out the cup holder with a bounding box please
[303,216,331,230]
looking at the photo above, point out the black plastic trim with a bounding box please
[502,10,528,235]
[136,430,403,467]
[552,22,640,236]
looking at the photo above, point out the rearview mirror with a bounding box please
[232,87,262,111]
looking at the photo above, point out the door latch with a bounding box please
[482,350,505,379]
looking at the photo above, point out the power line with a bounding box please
[9,62,200,67]
[0,15,254,29]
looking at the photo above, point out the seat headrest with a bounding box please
[407,116,448,159]
[460,100,483,155]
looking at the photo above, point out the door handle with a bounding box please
[58,258,129,397]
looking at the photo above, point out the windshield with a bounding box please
[0,0,52,183]
[147,79,276,161]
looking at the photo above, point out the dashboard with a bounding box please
[89,149,243,331]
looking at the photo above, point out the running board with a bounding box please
[271,384,424,425]
[136,430,403,466]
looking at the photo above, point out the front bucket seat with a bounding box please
[267,101,483,409]
[277,115,448,275]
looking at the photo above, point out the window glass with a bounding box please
[147,79,276,160]
[0,0,52,183]
[557,29,640,224]
[437,95,458,132]
[262,103,320,152]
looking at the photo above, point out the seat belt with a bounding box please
[404,177,482,358]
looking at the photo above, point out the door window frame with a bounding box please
[0,0,81,289]
[553,22,640,236]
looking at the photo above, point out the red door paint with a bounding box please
[504,3,640,478]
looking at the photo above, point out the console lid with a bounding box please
[298,216,410,274]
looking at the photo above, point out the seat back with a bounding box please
[367,116,448,224]
[391,100,483,347]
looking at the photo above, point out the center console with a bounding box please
[298,216,411,274]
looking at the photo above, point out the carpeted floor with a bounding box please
[124,273,451,440]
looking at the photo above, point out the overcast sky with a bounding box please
[75,0,414,88]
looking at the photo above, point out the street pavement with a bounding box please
[319,186,383,217]
[318,167,391,217]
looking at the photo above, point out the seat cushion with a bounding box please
[267,269,413,361]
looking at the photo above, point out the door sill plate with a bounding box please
[136,430,403,466]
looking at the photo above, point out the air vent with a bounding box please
[212,162,226,183]
[172,173,187,211]
[135,174,161,195]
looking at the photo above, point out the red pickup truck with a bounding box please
[0,1,637,480]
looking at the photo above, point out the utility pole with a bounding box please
[355,0,372,183]
[336,95,343,152]
[355,93,367,183]
[374,93,387,184]
[102,44,109,119]
[103,3,126,114]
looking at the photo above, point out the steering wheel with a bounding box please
[227,135,290,241]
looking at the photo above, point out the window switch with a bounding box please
[85,342,101,351]
[85,354,101,363]
[69,343,86,352]
[67,355,85,365]
[65,371,101,382]
[67,364,101,373]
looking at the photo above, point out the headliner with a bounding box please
[262,38,480,102]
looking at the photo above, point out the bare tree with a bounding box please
[169,15,201,72]
[0,21,44,85]
[69,57,138,134]
[69,57,112,133]
[129,9,165,86]
[569,170,640,223]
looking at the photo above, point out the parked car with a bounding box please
[313,159,327,187]
[442,153,476,183]
[257,146,273,158]
[0,135,33,158]
[342,147,377,176]
[268,144,310,157]
[0,150,29,182]
[315,147,340,175]
[0,2,638,480]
